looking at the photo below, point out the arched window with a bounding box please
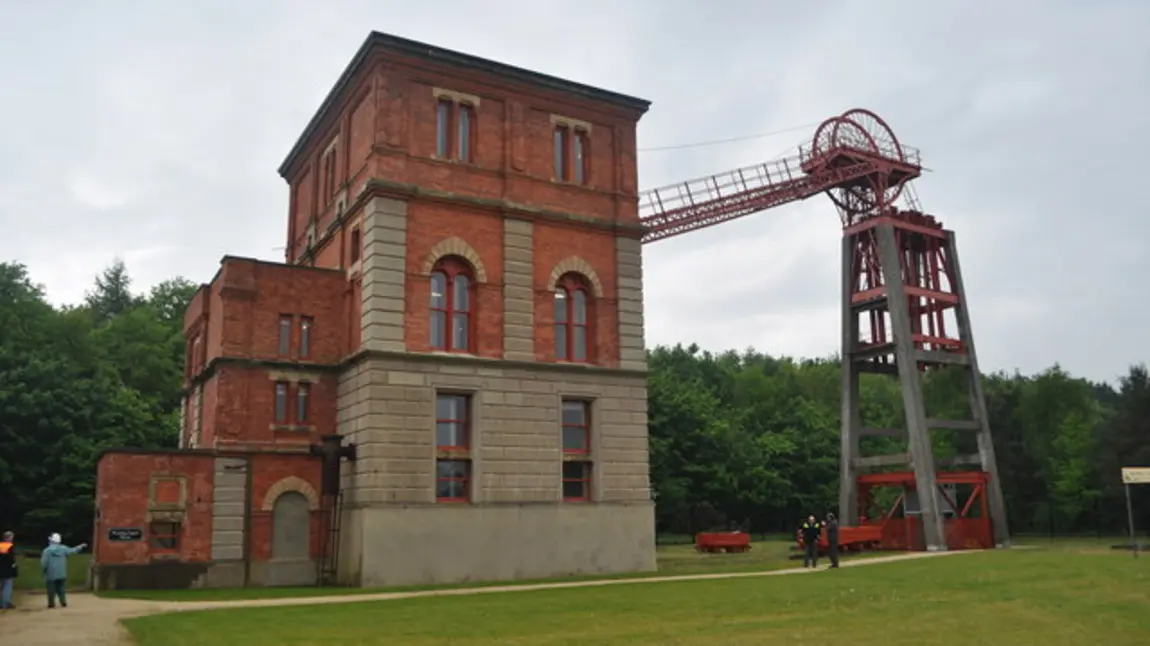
[430,256,473,352]
[554,274,590,362]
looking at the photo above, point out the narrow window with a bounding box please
[429,257,473,352]
[554,274,591,362]
[562,400,590,454]
[349,227,361,264]
[274,381,289,423]
[297,383,310,423]
[299,317,313,358]
[436,99,452,157]
[435,394,470,450]
[573,130,587,184]
[561,399,591,501]
[325,148,337,197]
[435,393,472,502]
[553,126,568,180]
[457,104,474,162]
[278,315,292,356]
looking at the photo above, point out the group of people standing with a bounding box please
[0,530,88,611]
[798,512,840,569]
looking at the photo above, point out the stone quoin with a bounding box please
[92,30,655,590]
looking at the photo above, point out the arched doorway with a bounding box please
[266,491,314,586]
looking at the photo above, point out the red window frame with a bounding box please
[430,257,474,352]
[435,459,471,503]
[562,461,591,502]
[561,400,590,455]
[554,274,590,362]
[553,125,590,185]
[435,393,470,451]
[435,393,472,502]
[435,100,476,162]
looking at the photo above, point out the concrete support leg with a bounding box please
[875,223,947,551]
[839,233,861,524]
[945,231,1011,547]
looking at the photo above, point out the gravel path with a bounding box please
[0,549,972,645]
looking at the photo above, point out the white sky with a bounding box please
[2,0,1147,383]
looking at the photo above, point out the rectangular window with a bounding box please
[554,125,590,185]
[297,382,310,423]
[324,147,337,198]
[436,99,452,157]
[562,462,591,501]
[562,399,591,502]
[561,400,590,454]
[349,227,361,264]
[274,381,289,423]
[299,317,313,358]
[278,315,292,356]
[435,394,470,449]
[149,521,180,551]
[436,459,471,502]
[553,127,568,180]
[573,131,587,184]
[457,104,474,162]
[435,393,471,503]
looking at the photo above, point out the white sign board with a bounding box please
[1121,467,1150,485]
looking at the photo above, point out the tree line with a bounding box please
[1,260,1147,544]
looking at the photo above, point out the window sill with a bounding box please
[435,498,471,504]
[429,155,476,167]
[561,453,592,462]
[436,447,471,460]
[148,552,182,561]
[270,424,315,433]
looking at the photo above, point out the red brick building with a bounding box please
[93,31,653,590]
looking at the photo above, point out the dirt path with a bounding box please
[0,549,973,645]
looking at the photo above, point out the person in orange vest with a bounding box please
[0,530,16,610]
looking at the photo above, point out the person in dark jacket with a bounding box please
[825,512,841,569]
[0,530,17,609]
[799,515,823,568]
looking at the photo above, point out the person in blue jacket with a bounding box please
[40,533,86,609]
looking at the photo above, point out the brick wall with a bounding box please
[94,452,215,565]
[94,450,325,569]
[248,453,324,562]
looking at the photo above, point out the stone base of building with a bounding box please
[91,558,320,591]
[337,501,655,587]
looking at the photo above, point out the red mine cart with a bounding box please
[695,531,753,553]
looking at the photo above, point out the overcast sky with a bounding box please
[1,0,1147,383]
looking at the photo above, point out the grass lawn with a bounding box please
[14,552,91,591]
[123,547,1150,646]
[103,536,850,602]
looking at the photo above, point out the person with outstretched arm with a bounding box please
[40,533,87,609]
[799,514,823,568]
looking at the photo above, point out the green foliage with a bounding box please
[0,261,190,543]
[0,258,1146,544]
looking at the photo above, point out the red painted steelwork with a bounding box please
[695,531,753,553]
[856,471,993,551]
